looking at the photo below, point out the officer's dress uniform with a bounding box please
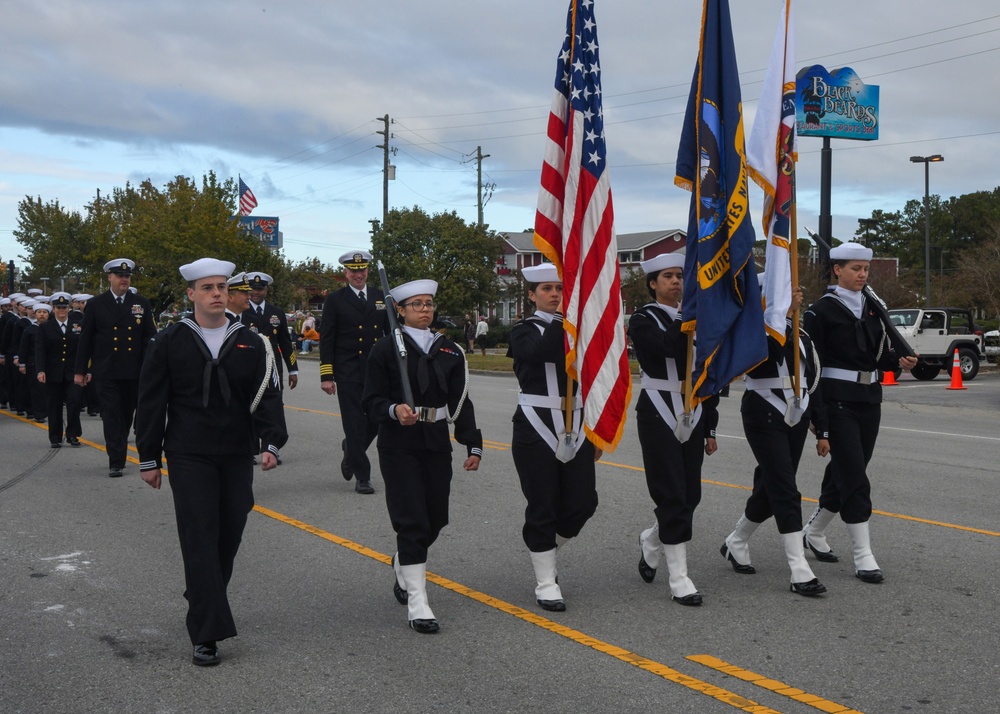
[136,316,287,650]
[36,306,84,446]
[801,281,901,582]
[720,317,829,595]
[319,282,388,486]
[241,297,297,385]
[363,312,482,632]
[629,300,719,605]
[74,287,156,474]
[509,306,597,612]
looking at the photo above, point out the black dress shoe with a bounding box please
[391,555,407,605]
[108,467,124,478]
[87,412,100,417]
[855,569,884,584]
[720,543,756,574]
[67,437,81,447]
[638,555,657,583]
[409,618,440,634]
[803,534,839,563]
[192,641,221,666]
[355,480,375,494]
[790,578,827,596]
[671,592,703,607]
[340,439,352,481]
[537,599,566,612]
[50,442,62,449]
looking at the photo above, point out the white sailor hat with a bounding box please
[392,279,438,304]
[522,264,561,284]
[27,288,43,296]
[829,242,873,261]
[246,272,273,289]
[339,250,373,270]
[227,272,251,291]
[0,298,10,306]
[179,258,236,282]
[21,299,36,309]
[639,252,685,274]
[70,294,85,301]
[128,286,137,294]
[51,292,72,307]
[78,294,93,302]
[33,303,52,314]
[33,295,51,303]
[8,292,24,300]
[104,258,135,275]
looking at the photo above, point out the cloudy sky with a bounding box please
[3,0,998,271]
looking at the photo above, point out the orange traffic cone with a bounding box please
[946,348,967,391]
[880,369,898,386]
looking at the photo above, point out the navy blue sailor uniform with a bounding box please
[802,291,901,524]
[18,320,47,420]
[319,285,388,483]
[740,320,828,533]
[362,329,482,567]
[508,311,597,553]
[240,300,297,384]
[629,302,719,545]
[7,314,31,414]
[36,313,84,445]
[136,318,288,647]
[74,290,157,471]
[0,308,16,407]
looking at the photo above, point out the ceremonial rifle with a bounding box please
[804,227,915,359]
[376,260,415,409]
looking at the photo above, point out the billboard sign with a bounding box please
[796,65,879,141]
[238,216,281,249]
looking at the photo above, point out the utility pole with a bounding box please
[475,146,492,228]
[375,114,393,227]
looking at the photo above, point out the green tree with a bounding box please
[286,257,343,310]
[13,197,92,291]
[372,206,504,316]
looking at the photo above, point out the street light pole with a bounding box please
[910,154,943,307]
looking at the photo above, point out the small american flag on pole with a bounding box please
[238,177,258,217]
[533,0,631,453]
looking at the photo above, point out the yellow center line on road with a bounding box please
[252,503,783,714]
[687,655,862,714]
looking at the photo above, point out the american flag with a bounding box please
[747,0,796,344]
[533,0,631,453]
[239,177,258,216]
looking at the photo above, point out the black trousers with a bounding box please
[0,355,9,405]
[83,378,101,415]
[378,448,452,565]
[741,401,810,533]
[166,452,255,646]
[818,400,880,523]
[336,380,378,481]
[46,379,82,444]
[96,378,138,469]
[27,369,46,420]
[511,425,598,552]
[636,409,705,544]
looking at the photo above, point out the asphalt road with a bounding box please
[2,362,998,714]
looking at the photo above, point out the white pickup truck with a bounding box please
[887,307,985,380]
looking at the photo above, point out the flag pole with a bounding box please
[790,179,801,402]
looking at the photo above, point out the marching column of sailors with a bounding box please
[2,243,916,663]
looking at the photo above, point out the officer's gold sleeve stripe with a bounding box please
[687,655,863,714]
[251,504,781,713]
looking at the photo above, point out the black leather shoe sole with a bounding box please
[67,438,81,447]
[355,480,375,494]
[409,618,440,634]
[108,468,123,478]
[537,599,566,612]
[340,439,352,480]
[671,592,703,606]
[50,442,62,449]
[720,543,756,574]
[638,555,657,583]
[803,535,839,563]
[856,569,884,584]
[790,578,827,596]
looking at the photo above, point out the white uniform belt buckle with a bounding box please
[416,406,442,423]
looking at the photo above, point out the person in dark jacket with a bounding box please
[362,278,482,634]
[35,293,84,447]
[628,253,719,607]
[241,272,297,389]
[720,284,830,596]
[801,243,917,584]
[319,250,389,494]
[136,258,287,667]
[74,259,157,477]
[508,264,598,613]
[19,302,49,422]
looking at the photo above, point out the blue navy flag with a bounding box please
[674,0,767,404]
